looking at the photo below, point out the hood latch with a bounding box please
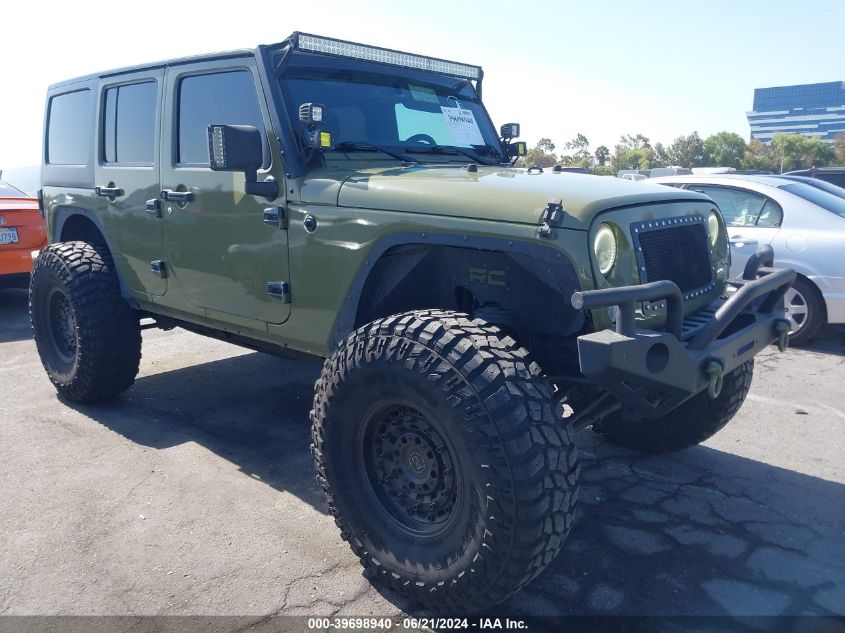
[538,197,565,238]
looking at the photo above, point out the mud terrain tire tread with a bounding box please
[30,241,141,402]
[310,309,580,612]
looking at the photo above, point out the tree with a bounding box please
[520,137,557,168]
[770,133,835,172]
[666,131,706,168]
[560,133,592,168]
[703,131,746,168]
[594,145,610,166]
[610,134,654,172]
[740,140,777,172]
[834,133,845,164]
[618,134,651,150]
[652,142,669,168]
[590,165,615,176]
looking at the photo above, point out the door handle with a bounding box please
[95,186,124,197]
[160,190,194,203]
[729,238,758,245]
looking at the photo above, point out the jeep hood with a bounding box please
[302,165,711,230]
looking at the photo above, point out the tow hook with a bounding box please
[775,319,790,352]
[704,359,724,400]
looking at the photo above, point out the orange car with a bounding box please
[0,181,47,288]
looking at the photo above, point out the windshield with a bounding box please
[781,183,845,219]
[280,64,504,162]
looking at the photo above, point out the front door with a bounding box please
[686,184,783,278]
[159,61,290,325]
[95,70,166,297]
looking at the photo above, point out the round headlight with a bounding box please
[594,223,617,276]
[708,210,720,247]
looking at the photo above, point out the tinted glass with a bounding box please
[104,81,157,164]
[104,89,117,163]
[178,71,264,165]
[757,200,783,227]
[47,89,91,165]
[785,177,845,200]
[688,186,771,227]
[814,173,845,188]
[280,66,503,160]
[781,183,845,219]
[0,181,27,197]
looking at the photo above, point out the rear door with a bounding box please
[94,70,166,296]
[686,184,783,277]
[159,60,290,325]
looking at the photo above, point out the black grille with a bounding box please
[635,222,712,294]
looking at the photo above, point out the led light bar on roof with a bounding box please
[294,33,482,81]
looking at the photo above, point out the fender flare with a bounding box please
[330,231,585,348]
[50,206,135,304]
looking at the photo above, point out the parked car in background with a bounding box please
[616,169,650,180]
[0,165,40,196]
[778,174,845,200]
[648,166,692,177]
[784,167,845,189]
[650,174,845,344]
[0,181,46,288]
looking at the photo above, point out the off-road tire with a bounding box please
[30,241,141,402]
[785,276,825,347]
[598,360,754,454]
[311,310,579,612]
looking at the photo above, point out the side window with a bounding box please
[756,200,783,227]
[690,186,767,227]
[47,89,91,165]
[177,70,266,166]
[103,81,157,164]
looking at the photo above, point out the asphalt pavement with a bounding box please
[1,287,843,620]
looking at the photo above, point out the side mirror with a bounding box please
[505,141,527,159]
[207,125,278,199]
[500,123,520,140]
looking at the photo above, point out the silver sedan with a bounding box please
[650,174,845,345]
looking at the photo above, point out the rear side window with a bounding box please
[782,183,845,219]
[103,81,157,164]
[177,70,265,166]
[47,89,91,165]
[0,181,27,197]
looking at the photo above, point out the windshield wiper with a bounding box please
[333,141,416,163]
[406,144,498,166]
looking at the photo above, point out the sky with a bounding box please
[2,0,845,172]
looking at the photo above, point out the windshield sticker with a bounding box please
[409,85,439,104]
[440,107,484,146]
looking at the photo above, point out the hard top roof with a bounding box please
[48,32,483,91]
[48,48,256,90]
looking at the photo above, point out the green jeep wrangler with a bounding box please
[32,33,795,611]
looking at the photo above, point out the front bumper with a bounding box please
[571,246,796,418]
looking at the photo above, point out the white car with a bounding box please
[650,174,845,345]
